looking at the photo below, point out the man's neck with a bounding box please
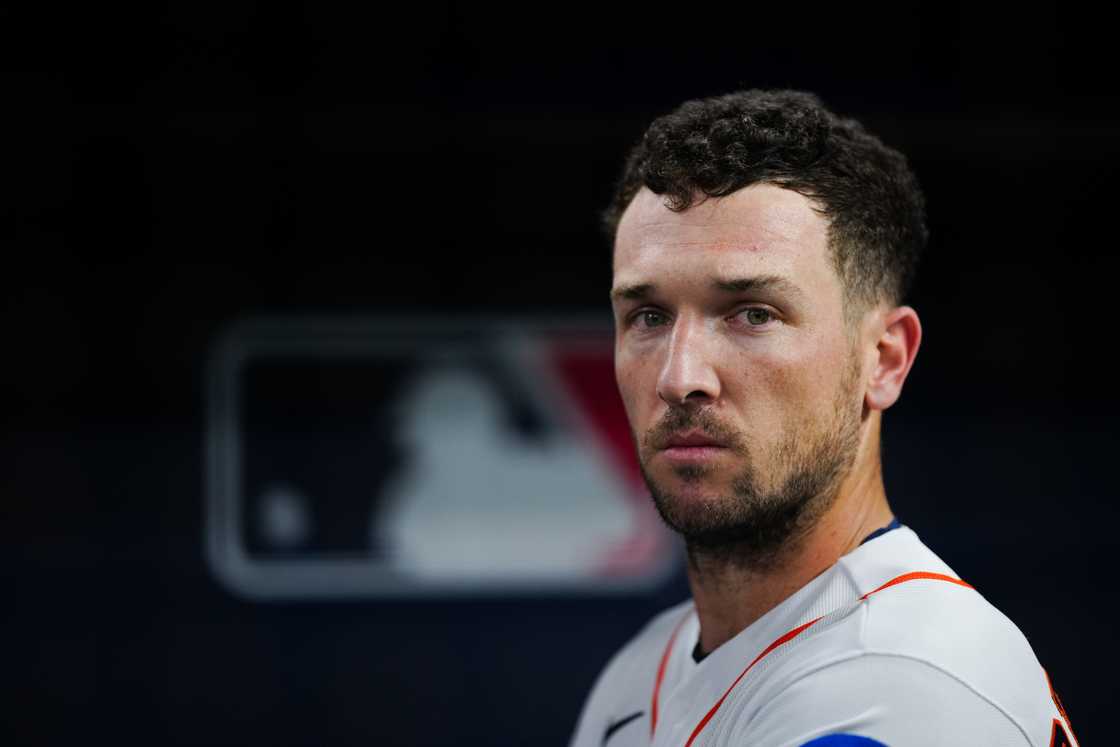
[686,458,893,658]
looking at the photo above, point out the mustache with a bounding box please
[644,407,745,451]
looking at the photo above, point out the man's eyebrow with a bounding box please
[610,275,804,302]
[610,283,654,302]
[711,275,805,298]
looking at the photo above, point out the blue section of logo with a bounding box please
[799,736,887,747]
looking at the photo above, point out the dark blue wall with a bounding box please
[5,3,1114,744]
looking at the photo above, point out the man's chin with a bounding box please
[646,474,736,519]
[654,497,775,555]
[654,502,793,565]
[646,484,744,537]
[647,480,823,567]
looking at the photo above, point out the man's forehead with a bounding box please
[613,184,832,281]
[617,184,823,242]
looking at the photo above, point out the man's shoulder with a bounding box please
[860,568,1039,664]
[844,527,1046,691]
[732,591,1063,746]
[742,531,1061,744]
[855,560,1052,724]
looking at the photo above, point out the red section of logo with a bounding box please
[549,340,666,577]
[550,346,644,494]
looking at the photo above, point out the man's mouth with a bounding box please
[659,430,729,463]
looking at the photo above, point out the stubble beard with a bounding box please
[638,353,864,572]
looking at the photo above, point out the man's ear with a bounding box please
[865,305,922,412]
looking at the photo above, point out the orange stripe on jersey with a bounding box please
[648,571,974,746]
[859,571,974,599]
[650,612,691,739]
[1050,718,1075,747]
[682,615,825,747]
[1044,669,1079,746]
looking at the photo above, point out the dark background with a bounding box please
[5,2,1116,745]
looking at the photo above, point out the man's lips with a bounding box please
[661,430,727,449]
[653,430,733,465]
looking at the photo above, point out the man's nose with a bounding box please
[656,316,721,407]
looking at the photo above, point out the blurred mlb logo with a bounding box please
[206,315,675,600]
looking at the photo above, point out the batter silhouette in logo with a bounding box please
[374,364,635,578]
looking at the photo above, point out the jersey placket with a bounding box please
[651,605,805,747]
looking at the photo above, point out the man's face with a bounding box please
[611,184,868,561]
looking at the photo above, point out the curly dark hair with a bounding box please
[603,89,928,319]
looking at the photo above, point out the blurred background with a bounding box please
[4,2,1116,744]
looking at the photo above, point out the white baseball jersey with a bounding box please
[569,525,1078,747]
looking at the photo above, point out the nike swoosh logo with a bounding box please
[602,710,644,746]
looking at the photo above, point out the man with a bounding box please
[570,90,1076,747]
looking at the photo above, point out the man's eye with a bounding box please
[635,310,669,328]
[739,308,773,326]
